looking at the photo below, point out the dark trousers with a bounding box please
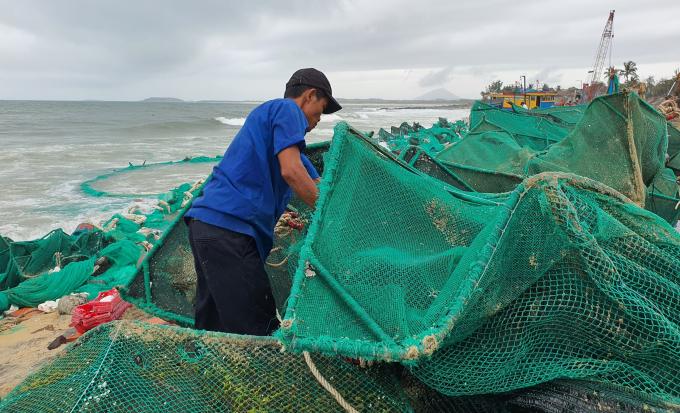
[187,219,278,335]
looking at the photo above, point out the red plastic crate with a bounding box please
[70,288,131,334]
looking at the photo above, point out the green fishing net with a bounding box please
[0,321,412,412]
[278,122,680,408]
[81,156,221,199]
[467,100,576,150]
[437,93,680,224]
[0,181,201,312]
[119,142,329,325]
[375,118,466,155]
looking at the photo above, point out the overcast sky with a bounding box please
[1,0,679,101]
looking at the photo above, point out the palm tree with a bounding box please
[620,61,639,83]
[645,76,655,88]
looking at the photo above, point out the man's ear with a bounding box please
[302,88,317,104]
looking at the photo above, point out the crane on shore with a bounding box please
[583,10,615,101]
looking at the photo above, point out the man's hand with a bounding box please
[278,145,319,208]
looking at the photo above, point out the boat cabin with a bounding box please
[486,89,558,110]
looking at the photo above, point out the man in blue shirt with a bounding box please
[185,68,341,335]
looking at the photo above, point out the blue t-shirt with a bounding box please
[186,98,318,261]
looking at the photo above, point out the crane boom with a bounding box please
[587,10,615,85]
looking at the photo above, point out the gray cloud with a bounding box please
[0,0,678,100]
[419,67,454,87]
[530,68,564,87]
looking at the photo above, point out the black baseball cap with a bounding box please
[285,68,342,114]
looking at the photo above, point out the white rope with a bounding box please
[137,227,161,240]
[303,351,359,413]
[157,200,171,214]
[138,241,153,252]
[266,256,288,268]
[121,213,147,225]
[181,193,193,208]
[54,252,62,269]
[180,179,204,207]
[104,218,119,231]
[188,179,204,193]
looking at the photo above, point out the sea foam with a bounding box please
[214,117,246,126]
[320,113,343,123]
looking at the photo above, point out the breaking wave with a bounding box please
[215,117,246,126]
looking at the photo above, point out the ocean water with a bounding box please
[0,100,469,241]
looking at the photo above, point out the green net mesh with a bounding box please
[120,142,330,325]
[0,236,10,280]
[278,122,680,408]
[0,320,413,412]
[667,123,680,172]
[0,180,204,313]
[467,101,576,150]
[438,92,678,223]
[122,217,196,325]
[647,167,680,225]
[375,118,465,156]
[530,104,589,125]
[4,321,675,412]
[397,147,474,192]
[0,229,104,291]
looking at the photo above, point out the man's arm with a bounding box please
[278,145,319,208]
[300,154,321,183]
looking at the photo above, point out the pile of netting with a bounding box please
[374,118,467,155]
[0,180,205,313]
[433,93,680,225]
[1,320,672,412]
[466,101,585,150]
[279,123,680,410]
[0,321,415,412]
[3,94,680,412]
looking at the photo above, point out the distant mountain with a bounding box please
[414,88,460,101]
[142,97,184,102]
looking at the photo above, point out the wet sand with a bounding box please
[0,310,71,397]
